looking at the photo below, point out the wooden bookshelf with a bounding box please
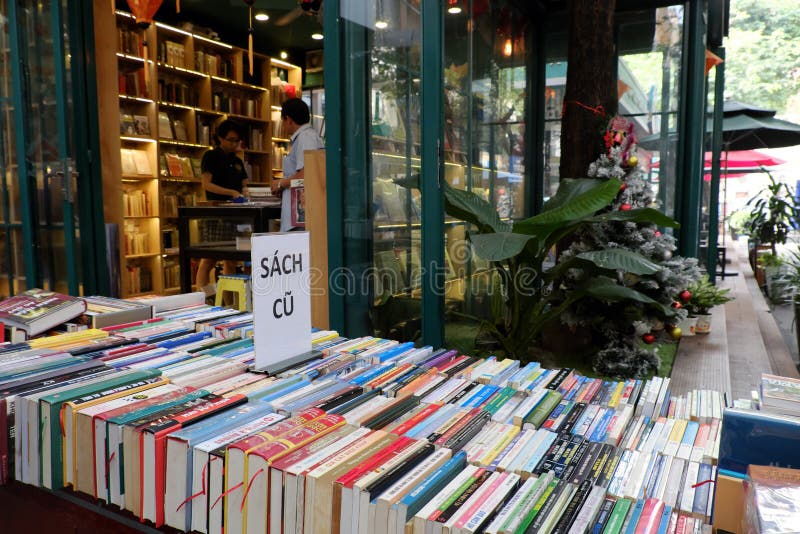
[93,1,302,296]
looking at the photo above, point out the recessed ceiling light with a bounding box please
[375,20,388,29]
[255,13,269,22]
[311,33,324,40]
[280,51,288,59]
[447,7,462,14]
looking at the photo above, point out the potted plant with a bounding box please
[726,209,751,242]
[745,171,798,254]
[782,248,800,356]
[685,277,734,334]
[757,252,791,303]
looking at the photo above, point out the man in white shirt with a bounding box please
[272,98,324,232]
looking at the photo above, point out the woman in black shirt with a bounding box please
[195,120,248,293]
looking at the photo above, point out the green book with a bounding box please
[484,386,516,415]
[38,368,162,490]
[603,497,633,534]
[513,478,559,533]
[523,389,563,429]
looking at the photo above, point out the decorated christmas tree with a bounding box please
[555,116,703,377]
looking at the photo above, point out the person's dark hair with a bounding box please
[215,120,244,144]
[281,98,310,125]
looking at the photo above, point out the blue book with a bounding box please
[349,362,395,386]
[624,499,646,534]
[396,451,468,520]
[196,337,253,357]
[656,504,672,534]
[521,430,558,473]
[245,375,303,401]
[718,408,800,474]
[589,408,615,443]
[692,462,714,518]
[461,385,499,409]
[257,378,312,406]
[375,342,416,363]
[155,331,212,349]
[405,403,460,440]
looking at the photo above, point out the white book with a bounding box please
[483,476,539,534]
[653,417,676,454]
[652,378,671,419]
[411,465,479,534]
[606,404,634,446]
[624,451,652,500]
[344,395,394,425]
[679,460,700,514]
[621,415,646,451]
[641,418,665,454]
[643,376,663,418]
[572,403,601,438]
[538,481,577,534]
[496,428,537,472]
[187,412,287,534]
[494,470,555,534]
[607,449,635,497]
[653,453,674,501]
[566,484,607,534]
[379,448,453,534]
[662,457,687,508]
[711,390,722,421]
[511,388,548,426]
[420,378,468,405]
[435,470,499,534]
[517,430,558,476]
[634,378,653,417]
[283,427,372,534]
[491,392,525,424]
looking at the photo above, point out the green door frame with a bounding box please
[50,0,79,295]
[69,0,110,295]
[707,47,725,283]
[675,0,706,258]
[8,0,41,289]
[420,0,445,348]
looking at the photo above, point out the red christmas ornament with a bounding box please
[671,301,682,309]
[642,333,656,344]
[620,203,632,211]
[680,290,692,303]
[655,231,662,237]
[619,183,627,192]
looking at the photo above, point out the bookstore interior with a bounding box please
[2,0,800,533]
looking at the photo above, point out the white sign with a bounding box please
[251,232,311,370]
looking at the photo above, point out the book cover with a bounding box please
[158,111,174,139]
[718,407,800,474]
[0,289,87,337]
[290,187,306,228]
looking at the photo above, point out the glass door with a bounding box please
[1,0,82,296]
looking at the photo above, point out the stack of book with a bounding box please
[0,291,750,534]
[759,373,800,416]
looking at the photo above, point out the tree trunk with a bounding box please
[559,0,618,179]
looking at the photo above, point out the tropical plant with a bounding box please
[685,277,733,316]
[426,177,681,365]
[726,209,753,238]
[745,172,799,254]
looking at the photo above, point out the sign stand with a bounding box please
[250,231,315,373]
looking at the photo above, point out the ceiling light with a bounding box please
[503,38,513,57]
[375,20,388,29]
[447,6,462,14]
[255,13,269,22]
[280,51,288,60]
[311,33,324,40]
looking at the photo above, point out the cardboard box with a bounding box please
[713,473,745,533]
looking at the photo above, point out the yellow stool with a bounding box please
[215,274,252,311]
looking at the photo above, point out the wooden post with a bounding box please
[304,149,329,329]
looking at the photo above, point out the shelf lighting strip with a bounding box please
[121,136,157,143]
[270,58,299,69]
[193,33,233,49]
[155,22,192,37]
[120,95,155,104]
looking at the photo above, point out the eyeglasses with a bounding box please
[223,136,240,143]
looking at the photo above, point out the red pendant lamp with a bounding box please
[244,0,255,76]
[126,0,163,87]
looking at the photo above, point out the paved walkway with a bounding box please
[669,238,800,401]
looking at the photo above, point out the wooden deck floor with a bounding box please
[669,238,800,400]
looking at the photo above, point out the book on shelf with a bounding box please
[131,149,152,176]
[133,114,151,136]
[120,148,137,175]
[190,157,203,178]
[158,111,174,140]
[120,113,136,136]
[117,27,143,56]
[165,153,183,177]
[118,70,147,98]
[0,289,86,339]
[173,119,188,142]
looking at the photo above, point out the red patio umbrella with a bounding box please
[649,149,785,171]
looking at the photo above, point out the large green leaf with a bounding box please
[393,174,420,190]
[470,232,536,261]
[576,249,662,275]
[513,178,622,233]
[586,208,680,228]
[444,182,509,234]
[541,178,602,212]
[582,276,676,315]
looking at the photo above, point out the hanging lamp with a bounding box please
[244,0,255,76]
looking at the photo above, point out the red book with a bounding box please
[140,394,248,526]
[435,355,469,374]
[222,407,326,532]
[434,407,481,446]
[367,363,414,390]
[391,402,443,436]
[242,414,347,533]
[635,498,666,534]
